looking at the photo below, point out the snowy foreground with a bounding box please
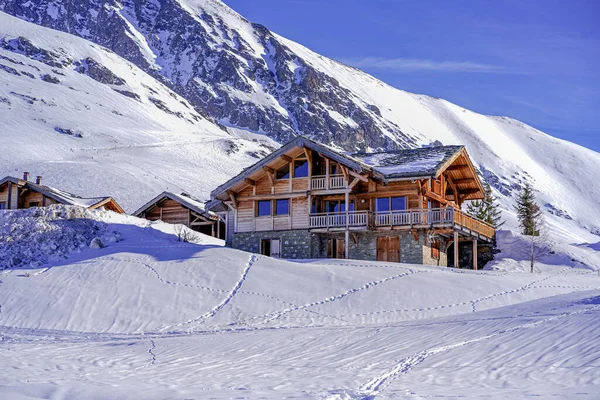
[1,208,599,399]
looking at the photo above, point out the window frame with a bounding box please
[376,196,407,212]
[292,158,309,178]
[256,200,272,217]
[275,199,290,216]
[275,163,291,180]
[0,201,6,210]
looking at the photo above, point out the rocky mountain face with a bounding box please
[0,0,413,151]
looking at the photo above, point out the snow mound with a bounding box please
[0,205,122,269]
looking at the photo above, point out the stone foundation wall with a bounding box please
[312,229,447,266]
[232,228,451,266]
[232,229,313,259]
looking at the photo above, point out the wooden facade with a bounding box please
[134,192,223,239]
[0,174,124,213]
[209,136,495,268]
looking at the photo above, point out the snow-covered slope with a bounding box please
[0,12,273,212]
[1,208,599,399]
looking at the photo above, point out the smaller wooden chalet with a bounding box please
[134,191,223,238]
[208,136,495,268]
[0,173,124,213]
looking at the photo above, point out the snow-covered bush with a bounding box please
[0,205,120,270]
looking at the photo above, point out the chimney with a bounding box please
[23,172,30,181]
[36,176,42,185]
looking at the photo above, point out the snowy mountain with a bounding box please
[0,11,274,211]
[0,1,598,266]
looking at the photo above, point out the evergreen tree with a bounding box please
[515,183,542,236]
[466,181,504,228]
[515,183,547,273]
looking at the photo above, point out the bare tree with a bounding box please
[174,224,202,243]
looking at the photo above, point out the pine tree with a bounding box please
[515,183,542,236]
[466,181,504,229]
[515,183,547,272]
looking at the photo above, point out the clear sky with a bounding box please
[223,0,599,152]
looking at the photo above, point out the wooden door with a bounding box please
[336,239,345,259]
[377,236,400,262]
[270,239,281,258]
[327,239,346,259]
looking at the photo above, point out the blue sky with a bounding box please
[224,0,599,152]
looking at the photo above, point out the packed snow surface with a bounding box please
[1,208,599,399]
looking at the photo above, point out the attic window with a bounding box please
[276,163,290,180]
[293,159,308,178]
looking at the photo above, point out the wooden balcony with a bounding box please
[308,208,495,240]
[311,175,347,191]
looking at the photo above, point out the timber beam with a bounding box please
[244,178,256,186]
[281,154,293,163]
[453,178,476,185]
[446,164,469,172]
[227,190,238,209]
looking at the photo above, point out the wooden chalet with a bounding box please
[0,173,124,213]
[134,191,223,238]
[208,136,495,268]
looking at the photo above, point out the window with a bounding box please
[377,197,407,212]
[0,202,6,210]
[293,159,308,178]
[330,163,339,175]
[257,200,271,217]
[340,201,354,212]
[275,199,289,215]
[391,196,406,211]
[276,163,290,179]
[29,201,40,208]
[323,200,354,213]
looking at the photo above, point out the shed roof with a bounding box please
[133,191,217,219]
[0,176,123,211]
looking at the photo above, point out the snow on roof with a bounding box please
[133,191,216,218]
[0,176,115,208]
[351,145,463,179]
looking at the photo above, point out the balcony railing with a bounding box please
[309,211,370,229]
[308,208,495,239]
[311,175,347,190]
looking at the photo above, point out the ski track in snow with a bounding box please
[351,304,600,399]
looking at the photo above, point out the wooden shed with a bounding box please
[133,191,223,238]
[0,173,124,213]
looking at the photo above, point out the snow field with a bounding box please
[1,208,599,399]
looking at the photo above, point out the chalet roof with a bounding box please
[0,176,122,211]
[351,145,464,180]
[209,136,471,202]
[133,191,217,219]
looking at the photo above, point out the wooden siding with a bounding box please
[146,199,190,225]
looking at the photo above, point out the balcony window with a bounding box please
[377,196,407,212]
[0,202,6,210]
[325,200,340,213]
[340,201,355,212]
[276,163,290,179]
[293,159,308,178]
[275,199,289,215]
[330,163,339,175]
[391,196,406,210]
[257,200,271,217]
